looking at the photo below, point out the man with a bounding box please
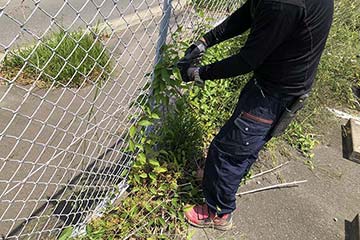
[179,0,334,230]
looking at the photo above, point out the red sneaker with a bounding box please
[184,204,233,231]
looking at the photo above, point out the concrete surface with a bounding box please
[0,12,160,240]
[191,118,360,240]
[0,0,152,49]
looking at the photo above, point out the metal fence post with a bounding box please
[146,0,173,134]
[154,0,173,65]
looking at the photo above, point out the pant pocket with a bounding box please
[234,112,272,149]
[214,111,272,157]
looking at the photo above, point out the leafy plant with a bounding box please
[76,24,248,238]
[284,121,317,159]
[59,227,73,240]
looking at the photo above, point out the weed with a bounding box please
[283,122,316,159]
[313,0,360,109]
[73,27,248,239]
[191,0,231,11]
[1,28,111,88]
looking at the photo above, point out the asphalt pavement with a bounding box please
[0,0,153,50]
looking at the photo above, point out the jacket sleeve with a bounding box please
[203,0,252,48]
[200,1,302,80]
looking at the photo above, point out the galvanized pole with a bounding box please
[154,0,173,65]
[147,0,173,133]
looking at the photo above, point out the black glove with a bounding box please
[184,39,207,61]
[177,60,204,86]
[177,58,192,82]
[187,67,204,87]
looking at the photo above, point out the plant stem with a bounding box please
[123,194,174,240]
[249,161,290,180]
[236,180,308,196]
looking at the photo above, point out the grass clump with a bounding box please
[312,0,360,108]
[1,29,111,88]
[191,0,233,11]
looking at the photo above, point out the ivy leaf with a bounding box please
[129,126,137,138]
[137,153,146,165]
[149,159,160,167]
[58,227,73,240]
[128,140,135,152]
[173,67,182,81]
[161,68,170,82]
[139,173,148,178]
[144,106,152,115]
[135,143,144,151]
[139,120,153,127]
[158,218,166,227]
[134,174,140,183]
[149,172,157,180]
[150,113,160,120]
[154,166,167,173]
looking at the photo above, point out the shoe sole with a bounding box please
[214,222,233,231]
[185,215,233,231]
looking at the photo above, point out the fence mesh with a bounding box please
[0,0,242,239]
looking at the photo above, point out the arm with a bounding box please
[199,1,303,80]
[202,0,252,48]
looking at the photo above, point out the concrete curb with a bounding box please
[102,3,163,33]
[105,0,187,32]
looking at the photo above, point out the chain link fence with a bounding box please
[0,0,242,239]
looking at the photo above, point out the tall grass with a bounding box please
[2,29,111,88]
[191,0,231,11]
[312,0,360,108]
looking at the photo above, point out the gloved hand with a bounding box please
[177,58,192,82]
[187,67,204,87]
[177,38,206,85]
[184,39,207,61]
[186,67,198,82]
[177,60,204,86]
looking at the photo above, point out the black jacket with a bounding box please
[200,0,334,96]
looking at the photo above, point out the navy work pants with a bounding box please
[202,78,296,215]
